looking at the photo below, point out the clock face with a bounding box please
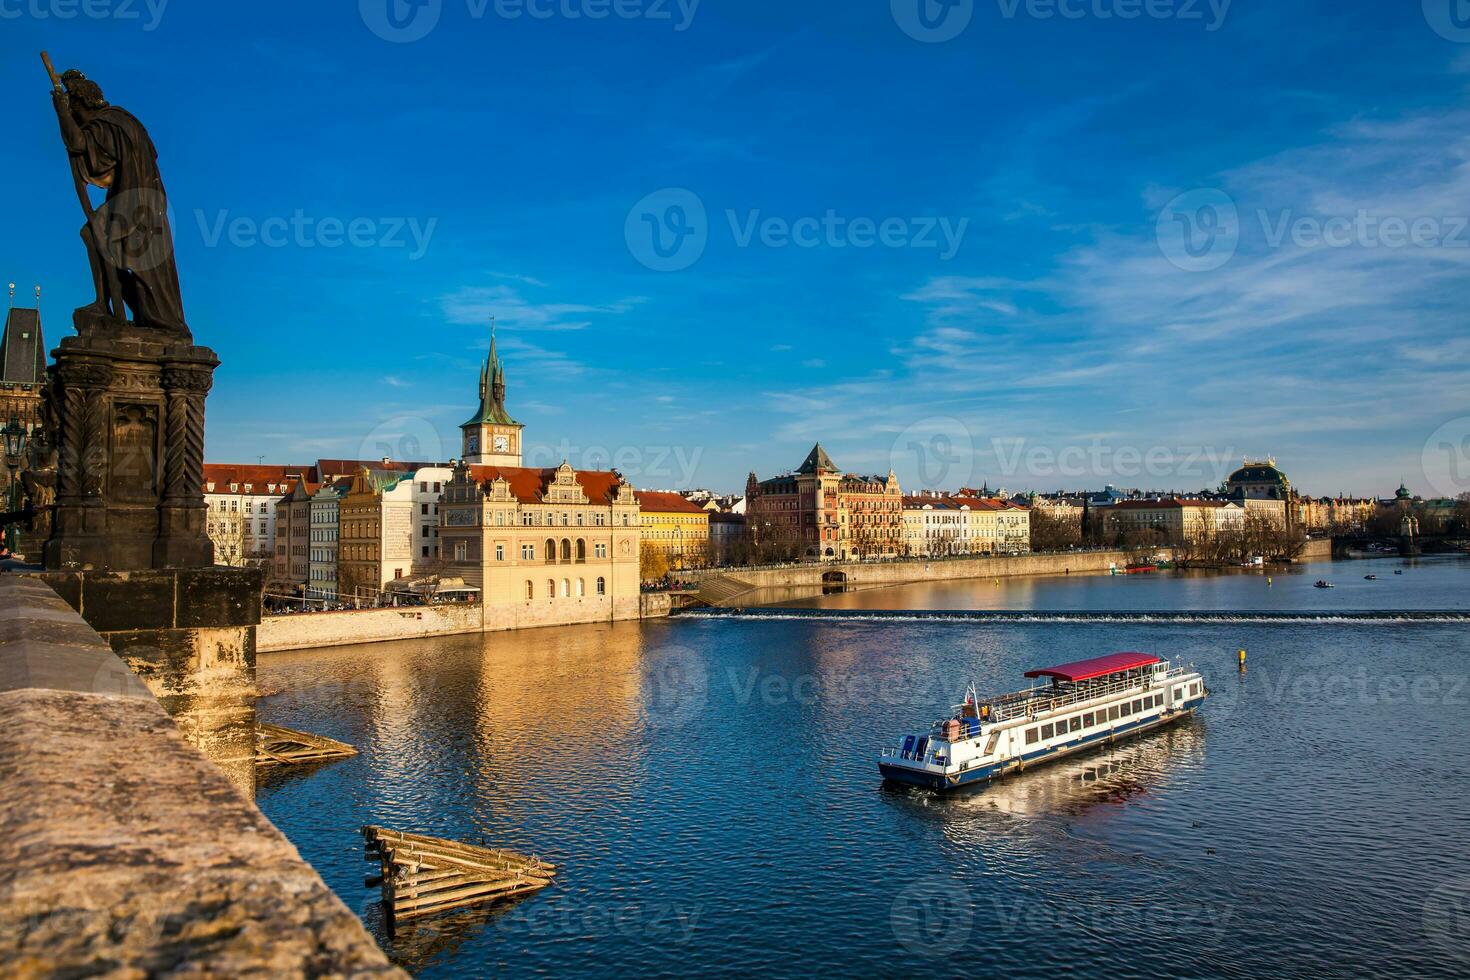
[494,435,510,453]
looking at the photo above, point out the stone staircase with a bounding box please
[695,574,757,607]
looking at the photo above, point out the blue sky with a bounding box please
[5,1,1470,498]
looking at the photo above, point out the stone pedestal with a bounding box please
[38,566,264,794]
[44,310,217,572]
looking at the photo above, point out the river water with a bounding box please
[256,557,1470,978]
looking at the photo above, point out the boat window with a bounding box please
[1041,724,1054,739]
[1025,728,1039,745]
[1190,683,1200,696]
[915,737,929,761]
[1131,699,1143,713]
[1120,701,1132,717]
[1083,713,1094,727]
[1070,717,1081,733]
[1108,705,1120,721]
[901,735,915,760]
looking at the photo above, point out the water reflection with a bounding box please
[887,721,1207,823]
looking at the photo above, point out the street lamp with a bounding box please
[2,418,29,556]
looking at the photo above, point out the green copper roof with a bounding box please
[461,326,520,428]
[797,443,837,474]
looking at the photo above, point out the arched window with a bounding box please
[596,577,606,596]
[561,539,572,563]
[560,578,570,598]
[525,580,534,600]
[547,579,555,599]
[576,578,585,597]
[576,539,587,563]
[545,538,557,563]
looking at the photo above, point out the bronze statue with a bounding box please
[45,54,188,335]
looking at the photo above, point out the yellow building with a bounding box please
[438,461,642,628]
[635,491,712,573]
[1105,498,1244,544]
[435,334,643,629]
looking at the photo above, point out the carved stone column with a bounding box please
[154,361,216,568]
[43,356,114,569]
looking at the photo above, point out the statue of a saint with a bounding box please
[50,67,188,334]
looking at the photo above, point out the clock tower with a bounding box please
[461,323,524,467]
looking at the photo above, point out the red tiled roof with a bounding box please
[1110,498,1231,510]
[313,459,441,480]
[203,464,309,495]
[635,491,709,514]
[462,465,627,505]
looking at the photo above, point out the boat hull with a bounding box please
[879,697,1205,792]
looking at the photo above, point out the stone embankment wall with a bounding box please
[258,593,675,654]
[0,576,404,977]
[691,549,1142,602]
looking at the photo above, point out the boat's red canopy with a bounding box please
[1025,652,1162,683]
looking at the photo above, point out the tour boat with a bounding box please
[878,652,1208,792]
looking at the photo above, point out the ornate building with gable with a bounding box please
[745,444,903,561]
[438,336,643,628]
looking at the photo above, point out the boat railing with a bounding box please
[933,664,1194,735]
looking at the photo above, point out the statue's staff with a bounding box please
[40,51,96,220]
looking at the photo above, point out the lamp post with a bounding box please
[2,418,29,555]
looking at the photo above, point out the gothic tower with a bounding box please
[460,321,524,467]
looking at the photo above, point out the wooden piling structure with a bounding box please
[362,826,557,929]
[255,723,358,768]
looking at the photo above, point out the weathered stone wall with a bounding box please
[257,593,669,654]
[0,576,404,978]
[693,549,1141,598]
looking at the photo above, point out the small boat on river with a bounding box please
[1315,580,1335,589]
[878,652,1208,792]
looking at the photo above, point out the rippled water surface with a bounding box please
[256,559,1470,978]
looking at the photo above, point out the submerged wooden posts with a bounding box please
[255,723,358,767]
[362,826,558,929]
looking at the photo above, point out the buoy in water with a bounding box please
[1238,649,1247,670]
